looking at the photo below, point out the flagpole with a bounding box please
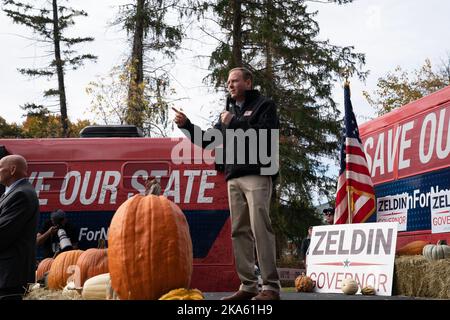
[344,79,352,224]
[347,186,352,224]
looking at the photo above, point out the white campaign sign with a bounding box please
[430,188,450,234]
[376,193,408,232]
[306,222,397,296]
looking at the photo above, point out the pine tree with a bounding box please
[203,0,367,253]
[115,0,184,136]
[2,0,97,137]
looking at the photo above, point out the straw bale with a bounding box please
[24,287,82,300]
[394,255,450,299]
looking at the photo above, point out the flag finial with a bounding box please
[341,67,351,87]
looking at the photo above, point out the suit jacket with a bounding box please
[0,179,39,289]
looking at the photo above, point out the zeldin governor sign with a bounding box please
[306,222,398,296]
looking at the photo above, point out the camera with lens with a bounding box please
[56,227,73,252]
[51,211,73,252]
[52,217,73,252]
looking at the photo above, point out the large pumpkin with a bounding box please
[422,240,450,261]
[47,250,84,289]
[108,194,193,300]
[36,258,54,281]
[76,248,108,286]
[396,240,428,256]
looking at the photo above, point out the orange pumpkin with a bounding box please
[47,250,84,289]
[108,194,193,300]
[396,240,428,256]
[76,248,109,286]
[36,258,54,281]
[295,273,314,292]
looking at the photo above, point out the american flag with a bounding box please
[334,83,375,224]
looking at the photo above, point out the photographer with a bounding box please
[36,209,78,258]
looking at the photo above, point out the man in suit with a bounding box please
[0,155,39,300]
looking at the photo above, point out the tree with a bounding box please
[86,64,177,137]
[86,66,130,126]
[202,0,367,254]
[114,0,184,136]
[22,114,62,138]
[19,104,62,137]
[20,104,92,137]
[0,117,23,138]
[2,0,97,137]
[69,119,93,137]
[363,58,450,116]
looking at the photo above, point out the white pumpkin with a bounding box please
[82,273,111,300]
[422,241,450,261]
[341,278,358,295]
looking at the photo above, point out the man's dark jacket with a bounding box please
[0,179,39,289]
[179,89,279,181]
[300,237,311,260]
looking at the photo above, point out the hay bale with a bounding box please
[24,287,82,300]
[394,255,450,299]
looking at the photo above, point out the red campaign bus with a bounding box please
[0,135,240,291]
[359,85,450,248]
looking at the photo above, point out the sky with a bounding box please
[1,0,449,137]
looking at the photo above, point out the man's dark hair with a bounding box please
[323,207,335,215]
[51,209,66,226]
[229,67,253,85]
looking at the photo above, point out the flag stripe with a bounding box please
[346,137,364,148]
[347,163,372,182]
[353,198,376,223]
[346,171,374,188]
[336,176,347,200]
[346,154,370,167]
[335,196,348,216]
[335,208,349,224]
[347,162,373,177]
[347,180,375,195]
[354,194,369,213]
[346,146,366,158]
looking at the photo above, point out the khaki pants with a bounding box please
[227,175,281,293]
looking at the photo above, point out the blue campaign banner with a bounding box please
[37,209,229,260]
[366,167,450,232]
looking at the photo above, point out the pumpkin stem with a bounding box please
[437,239,447,245]
[98,238,106,249]
[144,178,161,196]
